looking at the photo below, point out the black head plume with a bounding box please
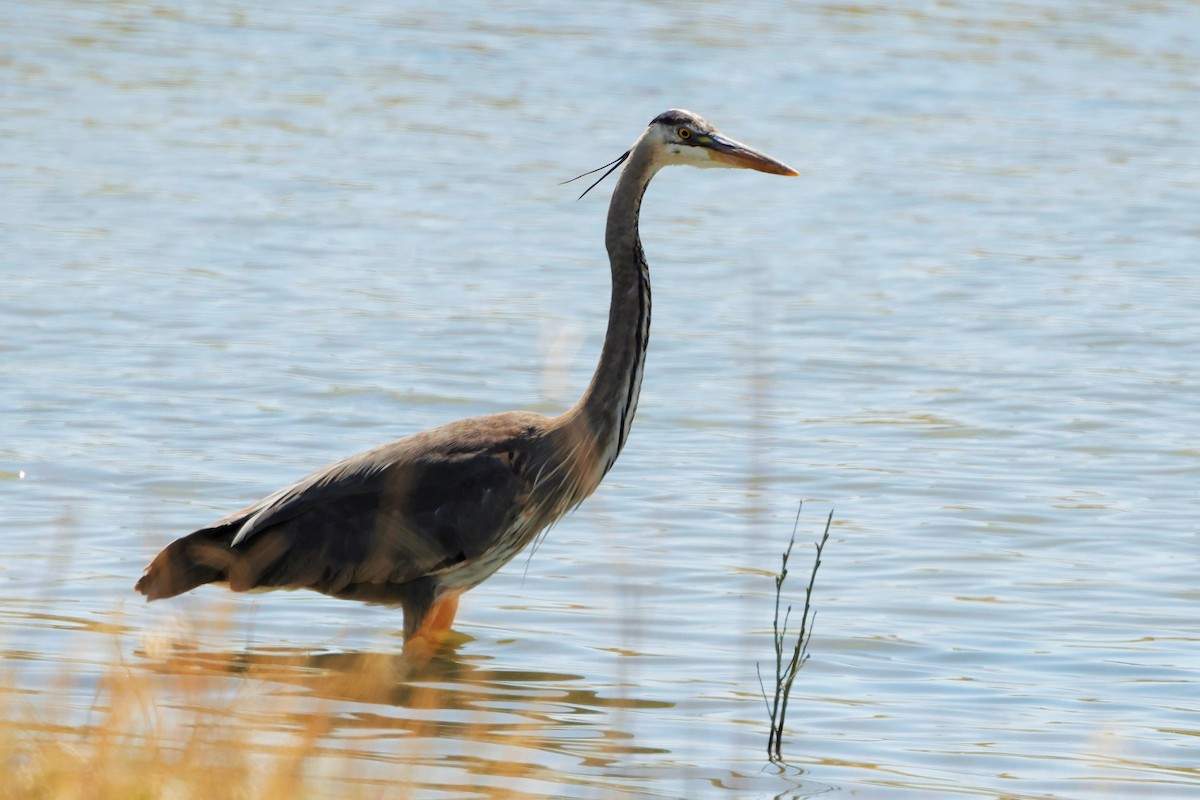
[560,150,631,200]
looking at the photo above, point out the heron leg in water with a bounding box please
[406,590,462,651]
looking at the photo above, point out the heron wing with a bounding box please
[212,434,529,593]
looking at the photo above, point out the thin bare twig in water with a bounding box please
[757,504,833,763]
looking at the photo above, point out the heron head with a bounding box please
[564,109,798,199]
[645,109,799,176]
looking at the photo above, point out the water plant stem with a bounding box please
[758,505,833,764]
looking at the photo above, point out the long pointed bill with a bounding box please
[704,133,799,176]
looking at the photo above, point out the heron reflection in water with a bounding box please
[136,110,798,651]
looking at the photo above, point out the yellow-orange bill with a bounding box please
[707,135,799,176]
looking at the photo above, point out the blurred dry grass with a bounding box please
[2,644,340,800]
[0,616,562,800]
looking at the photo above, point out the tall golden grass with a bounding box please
[0,616,564,800]
[3,637,341,799]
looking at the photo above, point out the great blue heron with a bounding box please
[135,109,797,650]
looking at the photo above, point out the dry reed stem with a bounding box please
[757,505,833,764]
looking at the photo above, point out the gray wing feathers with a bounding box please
[215,438,527,593]
[230,449,400,547]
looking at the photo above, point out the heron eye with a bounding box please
[677,127,691,140]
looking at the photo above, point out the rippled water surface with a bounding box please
[3,1,1199,797]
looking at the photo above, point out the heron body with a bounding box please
[135,110,797,647]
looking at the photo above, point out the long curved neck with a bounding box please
[560,141,659,480]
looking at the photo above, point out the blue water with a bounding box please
[3,1,1199,796]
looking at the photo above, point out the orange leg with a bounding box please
[423,591,461,635]
[405,591,462,654]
